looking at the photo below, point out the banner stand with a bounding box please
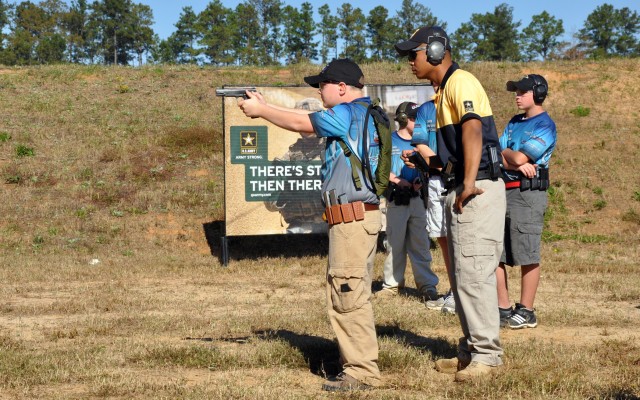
[216,84,434,266]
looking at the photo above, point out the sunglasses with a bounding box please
[408,46,428,61]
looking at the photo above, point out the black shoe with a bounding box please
[322,372,373,392]
[499,306,513,328]
[508,303,537,329]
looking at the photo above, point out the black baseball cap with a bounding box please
[395,26,451,56]
[303,58,365,88]
[395,102,419,120]
[506,74,547,92]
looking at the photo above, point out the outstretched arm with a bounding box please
[238,91,316,136]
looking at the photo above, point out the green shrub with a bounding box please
[570,105,591,117]
[15,145,35,157]
[594,199,607,210]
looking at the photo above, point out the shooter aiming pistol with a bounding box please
[408,151,430,208]
[215,87,258,99]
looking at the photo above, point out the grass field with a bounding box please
[1,60,639,399]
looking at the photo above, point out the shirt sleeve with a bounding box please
[520,119,557,162]
[308,104,351,140]
[411,101,436,149]
[448,73,490,124]
[499,120,512,149]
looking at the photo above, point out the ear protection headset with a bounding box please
[395,102,410,126]
[426,34,447,65]
[396,102,409,126]
[530,74,548,104]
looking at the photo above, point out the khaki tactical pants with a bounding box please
[326,209,381,386]
[446,179,506,366]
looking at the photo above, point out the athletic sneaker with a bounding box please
[419,285,439,301]
[425,290,450,310]
[322,372,373,392]
[441,291,456,315]
[507,303,537,329]
[499,306,513,328]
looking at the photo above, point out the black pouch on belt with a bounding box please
[539,168,550,190]
[530,170,540,190]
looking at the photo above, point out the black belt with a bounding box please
[475,169,492,181]
[445,169,494,192]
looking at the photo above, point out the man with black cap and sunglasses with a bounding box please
[396,26,506,382]
[497,74,557,330]
[239,59,384,392]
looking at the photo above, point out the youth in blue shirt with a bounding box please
[377,101,438,301]
[411,97,455,314]
[497,74,557,330]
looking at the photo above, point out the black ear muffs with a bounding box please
[395,102,409,126]
[427,39,445,65]
[530,74,548,104]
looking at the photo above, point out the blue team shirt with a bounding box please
[499,111,557,182]
[391,131,420,183]
[309,97,380,204]
[410,100,437,152]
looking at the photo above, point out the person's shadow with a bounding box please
[187,325,456,377]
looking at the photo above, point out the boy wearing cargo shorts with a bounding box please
[497,74,557,329]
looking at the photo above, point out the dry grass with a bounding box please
[1,60,639,399]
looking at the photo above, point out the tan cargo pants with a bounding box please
[445,179,506,366]
[326,208,381,386]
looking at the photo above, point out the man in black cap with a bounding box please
[396,27,507,382]
[239,59,384,392]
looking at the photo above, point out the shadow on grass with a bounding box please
[186,325,455,377]
[253,330,342,377]
[203,220,387,265]
[592,389,640,400]
[377,324,457,360]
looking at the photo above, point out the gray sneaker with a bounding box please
[499,306,513,328]
[425,290,450,310]
[507,303,537,329]
[441,291,456,315]
[322,372,373,392]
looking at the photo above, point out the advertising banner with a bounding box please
[222,84,434,237]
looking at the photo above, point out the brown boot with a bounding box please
[434,356,471,374]
[454,361,501,382]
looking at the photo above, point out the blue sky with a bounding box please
[141,0,638,44]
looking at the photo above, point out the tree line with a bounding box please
[0,0,638,66]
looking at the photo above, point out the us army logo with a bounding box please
[240,131,258,154]
[463,101,474,112]
[230,126,267,164]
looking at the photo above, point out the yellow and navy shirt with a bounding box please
[434,63,501,180]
